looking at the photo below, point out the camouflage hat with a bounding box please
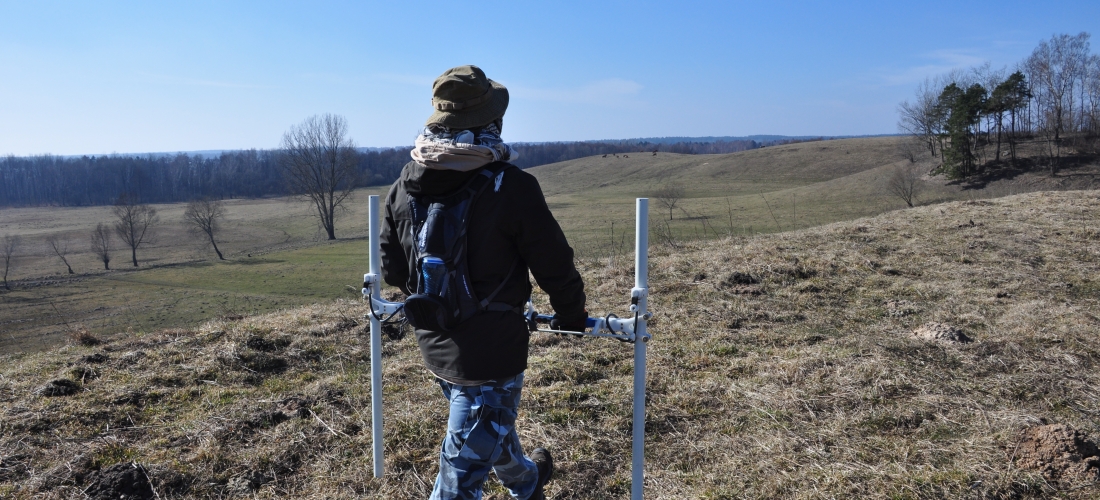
[425,65,509,129]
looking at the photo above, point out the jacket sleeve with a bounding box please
[508,172,587,321]
[380,184,411,295]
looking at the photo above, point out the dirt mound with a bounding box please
[912,322,972,343]
[35,379,80,396]
[1014,424,1100,482]
[79,352,109,364]
[721,271,759,286]
[83,463,155,500]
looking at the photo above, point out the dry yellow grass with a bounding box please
[2,190,1099,498]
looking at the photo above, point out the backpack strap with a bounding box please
[472,163,521,314]
[465,162,508,199]
[479,259,519,313]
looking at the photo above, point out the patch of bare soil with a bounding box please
[912,322,972,343]
[83,463,154,500]
[1014,424,1100,482]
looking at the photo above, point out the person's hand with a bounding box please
[550,311,588,333]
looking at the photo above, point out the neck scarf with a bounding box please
[411,121,519,172]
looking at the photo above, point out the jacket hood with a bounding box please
[400,160,485,197]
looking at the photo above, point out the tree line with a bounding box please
[0,111,835,285]
[0,148,411,208]
[1,138,766,208]
[898,32,1100,179]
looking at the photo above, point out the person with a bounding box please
[380,65,588,500]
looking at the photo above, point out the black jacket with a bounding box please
[381,160,586,382]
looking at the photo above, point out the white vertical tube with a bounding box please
[632,198,649,500]
[368,195,385,478]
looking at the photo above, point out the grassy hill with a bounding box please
[532,136,903,198]
[2,190,1099,498]
[531,136,1099,260]
[2,136,1098,354]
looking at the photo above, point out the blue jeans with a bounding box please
[430,373,539,500]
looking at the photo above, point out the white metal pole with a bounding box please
[368,195,385,478]
[632,198,649,500]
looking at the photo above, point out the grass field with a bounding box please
[2,190,1098,498]
[1,191,385,353]
[2,136,1098,354]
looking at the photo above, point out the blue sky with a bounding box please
[1,1,1097,156]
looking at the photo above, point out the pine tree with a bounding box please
[935,83,987,179]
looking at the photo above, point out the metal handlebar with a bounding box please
[525,308,649,343]
[363,196,651,500]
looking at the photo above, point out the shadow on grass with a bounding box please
[950,152,1100,190]
[953,159,1035,190]
[227,258,286,266]
[0,291,44,304]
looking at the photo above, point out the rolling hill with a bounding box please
[2,190,1098,498]
[2,136,1097,355]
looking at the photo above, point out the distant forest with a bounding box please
[0,137,808,207]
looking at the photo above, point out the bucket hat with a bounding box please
[425,65,509,129]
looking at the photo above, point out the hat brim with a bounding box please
[426,79,509,129]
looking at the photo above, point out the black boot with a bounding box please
[529,447,554,500]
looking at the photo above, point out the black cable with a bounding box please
[366,290,404,324]
[604,312,618,330]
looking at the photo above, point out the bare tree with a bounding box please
[2,234,20,290]
[280,114,359,240]
[886,162,924,208]
[898,79,945,157]
[1026,33,1092,174]
[1084,53,1100,141]
[897,135,928,163]
[113,194,159,267]
[184,198,228,260]
[652,181,686,221]
[46,236,75,274]
[899,71,979,163]
[91,223,112,270]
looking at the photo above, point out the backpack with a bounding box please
[402,163,518,331]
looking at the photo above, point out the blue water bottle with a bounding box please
[421,257,446,296]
